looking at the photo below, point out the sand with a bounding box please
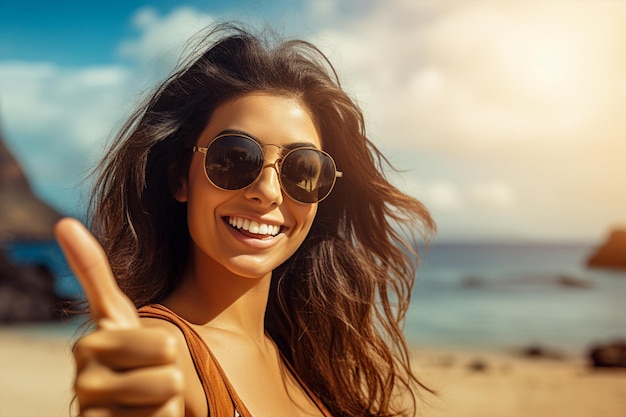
[1,328,625,417]
[0,327,76,417]
[412,348,626,417]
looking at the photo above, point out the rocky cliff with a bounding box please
[587,229,626,270]
[0,134,62,242]
[0,133,72,322]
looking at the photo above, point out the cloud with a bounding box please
[117,6,216,80]
[310,0,625,151]
[0,5,217,214]
[307,0,625,240]
[0,60,133,214]
[1,2,623,240]
[0,61,131,146]
[468,181,516,209]
[0,7,216,214]
[416,181,463,212]
[399,176,525,240]
[407,178,516,211]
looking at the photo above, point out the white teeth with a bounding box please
[227,216,280,236]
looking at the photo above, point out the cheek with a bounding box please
[186,161,225,205]
[295,204,318,235]
[185,176,227,235]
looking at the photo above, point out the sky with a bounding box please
[1,0,624,243]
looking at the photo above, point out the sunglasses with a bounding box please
[193,133,343,204]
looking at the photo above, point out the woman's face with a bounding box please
[176,93,320,279]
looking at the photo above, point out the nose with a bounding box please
[243,159,284,206]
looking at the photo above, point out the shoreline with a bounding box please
[1,327,625,417]
[410,345,626,417]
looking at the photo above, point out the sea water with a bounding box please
[407,243,626,355]
[3,240,81,298]
[4,241,625,355]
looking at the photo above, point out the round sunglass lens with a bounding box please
[205,136,263,190]
[281,149,336,203]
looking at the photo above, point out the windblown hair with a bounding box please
[89,23,435,416]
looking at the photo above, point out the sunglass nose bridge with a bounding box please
[261,159,282,175]
[258,143,286,176]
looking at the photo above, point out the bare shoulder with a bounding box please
[139,316,208,417]
[140,316,186,337]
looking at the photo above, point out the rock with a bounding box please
[467,358,488,372]
[587,229,626,270]
[520,344,564,360]
[461,274,592,289]
[556,275,592,289]
[461,275,486,288]
[0,133,72,321]
[0,134,62,243]
[588,340,626,368]
[0,250,72,322]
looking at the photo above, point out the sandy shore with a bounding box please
[411,347,626,417]
[1,327,625,417]
[0,326,76,417]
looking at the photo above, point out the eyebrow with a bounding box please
[216,129,320,150]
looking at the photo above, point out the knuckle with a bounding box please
[149,365,185,398]
[166,366,185,395]
[74,330,113,354]
[72,331,115,370]
[160,333,179,362]
[73,333,96,357]
[81,408,113,417]
[75,368,114,399]
[159,397,185,417]
[143,328,179,362]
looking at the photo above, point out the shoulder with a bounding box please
[138,316,190,350]
[140,315,185,335]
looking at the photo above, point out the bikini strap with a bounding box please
[138,304,249,417]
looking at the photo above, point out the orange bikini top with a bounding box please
[138,304,333,417]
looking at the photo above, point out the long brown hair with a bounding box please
[89,23,435,416]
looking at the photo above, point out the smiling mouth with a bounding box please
[226,216,282,238]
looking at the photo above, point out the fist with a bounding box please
[55,218,184,416]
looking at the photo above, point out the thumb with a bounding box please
[55,218,140,330]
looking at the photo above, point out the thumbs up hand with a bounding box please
[55,218,184,416]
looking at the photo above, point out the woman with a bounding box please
[56,24,435,417]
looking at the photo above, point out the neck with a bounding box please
[164,251,272,343]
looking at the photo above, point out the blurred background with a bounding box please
[1,0,625,240]
[1,1,625,416]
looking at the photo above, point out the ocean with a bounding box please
[407,242,626,355]
[4,240,625,355]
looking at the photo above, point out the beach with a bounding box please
[411,347,626,417]
[0,327,76,417]
[1,327,624,417]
